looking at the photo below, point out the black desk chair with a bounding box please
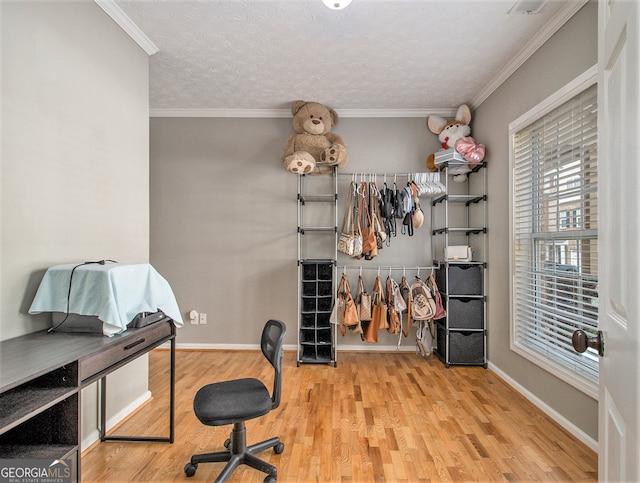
[184,319,286,483]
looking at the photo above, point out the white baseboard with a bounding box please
[335,344,416,352]
[174,342,416,353]
[488,362,598,452]
[81,390,152,451]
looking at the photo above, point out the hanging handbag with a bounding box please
[371,276,388,330]
[399,184,415,236]
[355,275,372,322]
[410,276,436,321]
[382,183,396,239]
[365,185,380,259]
[385,276,401,335]
[429,274,446,320]
[358,183,377,258]
[412,203,424,229]
[370,183,386,249]
[363,276,384,343]
[394,182,404,220]
[337,181,363,257]
[337,273,360,337]
[362,318,379,344]
[416,320,434,357]
[329,298,340,326]
[400,276,412,337]
[392,277,407,340]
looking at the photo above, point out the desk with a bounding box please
[0,319,176,482]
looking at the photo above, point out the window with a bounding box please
[509,68,598,398]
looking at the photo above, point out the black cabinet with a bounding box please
[431,159,487,368]
[435,263,486,367]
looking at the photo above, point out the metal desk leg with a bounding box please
[99,338,175,443]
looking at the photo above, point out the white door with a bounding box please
[597,0,640,480]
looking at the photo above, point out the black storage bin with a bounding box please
[316,312,331,328]
[318,281,333,296]
[446,297,484,329]
[316,344,332,361]
[436,264,482,295]
[449,330,484,364]
[302,296,316,312]
[317,328,332,344]
[301,344,317,361]
[301,313,315,328]
[303,281,317,296]
[302,263,317,281]
[317,263,333,281]
[300,328,315,344]
[317,295,333,312]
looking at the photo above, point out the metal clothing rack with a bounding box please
[330,171,439,354]
[297,169,339,367]
[338,265,437,274]
[337,172,432,178]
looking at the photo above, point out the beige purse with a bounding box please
[337,182,363,257]
[444,245,472,262]
[356,275,372,322]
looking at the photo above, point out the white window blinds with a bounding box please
[511,82,598,396]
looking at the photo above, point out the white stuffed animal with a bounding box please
[426,104,485,182]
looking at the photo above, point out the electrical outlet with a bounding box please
[199,313,207,324]
[190,310,198,325]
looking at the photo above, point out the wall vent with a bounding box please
[508,0,547,15]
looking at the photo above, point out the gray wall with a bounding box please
[150,116,438,349]
[1,0,151,446]
[0,0,599,455]
[473,0,599,441]
[149,1,599,443]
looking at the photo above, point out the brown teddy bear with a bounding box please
[281,100,348,175]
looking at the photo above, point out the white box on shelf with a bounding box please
[434,148,467,165]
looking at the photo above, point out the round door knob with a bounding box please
[572,330,604,357]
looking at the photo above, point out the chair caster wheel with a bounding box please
[224,438,231,449]
[184,462,198,477]
[274,442,285,454]
[264,475,276,483]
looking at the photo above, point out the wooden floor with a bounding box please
[82,349,597,482]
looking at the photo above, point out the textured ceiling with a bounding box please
[111,0,585,115]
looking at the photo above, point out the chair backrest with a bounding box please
[261,319,286,410]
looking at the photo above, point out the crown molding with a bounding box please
[471,0,589,108]
[150,108,291,118]
[149,107,457,119]
[94,0,159,56]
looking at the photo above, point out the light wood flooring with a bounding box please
[82,349,597,482]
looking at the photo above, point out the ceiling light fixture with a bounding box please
[322,0,352,10]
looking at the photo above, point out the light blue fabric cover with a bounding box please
[29,262,184,336]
